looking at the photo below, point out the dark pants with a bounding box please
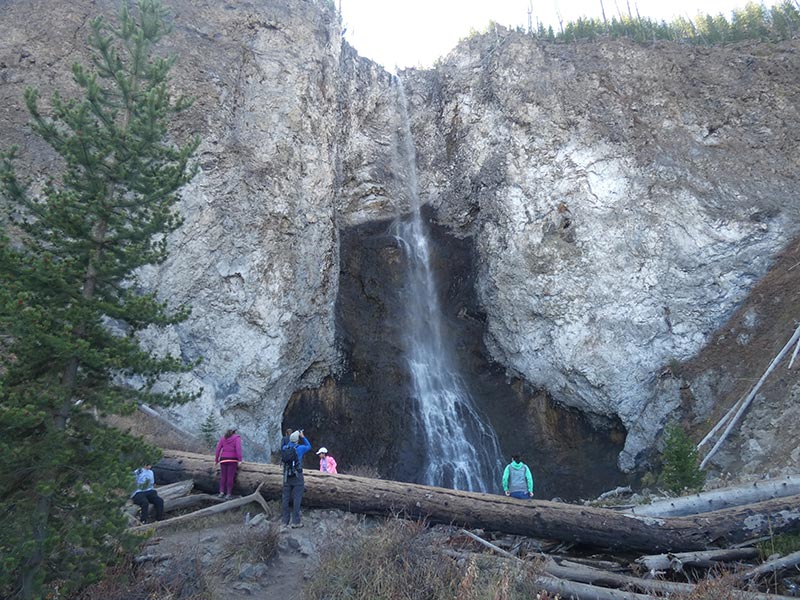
[219,462,238,495]
[281,475,304,525]
[510,490,531,500]
[132,490,164,523]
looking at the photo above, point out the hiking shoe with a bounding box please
[217,493,225,498]
[224,495,233,500]
[290,522,303,529]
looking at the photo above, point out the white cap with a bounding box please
[316,447,328,455]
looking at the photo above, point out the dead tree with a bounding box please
[628,475,800,517]
[155,450,800,554]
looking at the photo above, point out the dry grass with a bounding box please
[678,569,760,600]
[104,409,209,455]
[77,550,212,600]
[303,517,542,600]
[346,464,382,478]
[220,522,282,564]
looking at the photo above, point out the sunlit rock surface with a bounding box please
[3,2,799,477]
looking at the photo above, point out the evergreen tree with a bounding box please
[0,1,199,597]
[659,422,706,494]
[200,411,220,449]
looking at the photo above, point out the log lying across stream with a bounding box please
[156,450,800,554]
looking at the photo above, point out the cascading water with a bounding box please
[391,79,504,493]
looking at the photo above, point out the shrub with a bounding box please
[304,517,541,600]
[222,523,281,564]
[659,422,706,493]
[199,412,220,449]
[758,532,800,559]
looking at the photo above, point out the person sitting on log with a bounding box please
[131,463,164,523]
[502,453,534,499]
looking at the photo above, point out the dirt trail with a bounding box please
[136,505,360,599]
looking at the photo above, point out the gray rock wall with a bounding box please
[1,0,353,459]
[404,32,800,470]
[3,1,799,474]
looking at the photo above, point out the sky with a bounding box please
[339,0,783,71]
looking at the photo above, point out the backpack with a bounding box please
[281,443,300,478]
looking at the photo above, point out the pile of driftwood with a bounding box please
[148,450,800,599]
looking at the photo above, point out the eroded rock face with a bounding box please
[403,33,800,470]
[1,0,355,459]
[3,1,799,477]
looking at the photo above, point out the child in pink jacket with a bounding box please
[316,447,337,474]
[215,428,242,498]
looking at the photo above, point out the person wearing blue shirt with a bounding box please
[131,463,164,523]
[280,430,312,528]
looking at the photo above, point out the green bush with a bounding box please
[758,532,800,559]
[200,412,220,449]
[659,422,706,493]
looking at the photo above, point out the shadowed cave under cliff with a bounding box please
[284,206,629,500]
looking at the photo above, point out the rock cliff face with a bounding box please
[402,33,800,471]
[2,0,799,485]
[1,0,348,459]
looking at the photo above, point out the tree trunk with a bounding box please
[155,451,800,554]
[635,548,760,572]
[628,475,800,517]
[130,483,269,533]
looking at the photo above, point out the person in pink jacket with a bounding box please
[215,428,242,499]
[316,447,338,474]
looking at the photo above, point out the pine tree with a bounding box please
[659,422,706,494]
[0,1,199,597]
[200,411,220,449]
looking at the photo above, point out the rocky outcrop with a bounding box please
[403,32,800,471]
[3,1,799,481]
[1,0,351,459]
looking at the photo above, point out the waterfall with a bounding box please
[391,79,504,493]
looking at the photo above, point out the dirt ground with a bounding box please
[126,504,365,600]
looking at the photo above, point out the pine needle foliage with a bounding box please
[520,1,800,45]
[200,411,220,449]
[0,1,199,597]
[659,422,706,494]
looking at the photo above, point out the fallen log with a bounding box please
[155,450,800,554]
[699,324,800,469]
[635,548,760,572]
[447,548,796,600]
[124,479,195,518]
[164,493,225,513]
[629,475,800,517]
[130,482,269,533]
[742,550,800,581]
[156,479,194,501]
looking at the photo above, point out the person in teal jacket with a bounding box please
[502,454,534,499]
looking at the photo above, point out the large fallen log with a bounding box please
[628,475,800,517]
[450,538,794,600]
[742,550,800,582]
[130,483,269,533]
[155,450,800,554]
[635,548,760,572]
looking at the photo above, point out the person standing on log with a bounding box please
[281,429,312,528]
[131,463,164,523]
[502,454,534,499]
[316,446,338,474]
[214,428,243,499]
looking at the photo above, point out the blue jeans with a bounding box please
[281,475,304,524]
[510,491,530,499]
